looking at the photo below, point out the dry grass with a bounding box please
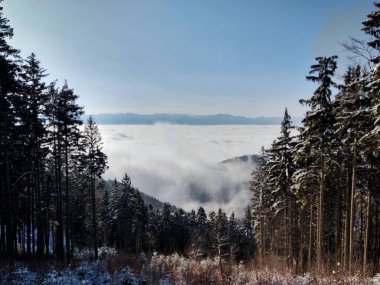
[1,250,378,284]
[111,252,379,285]
[108,250,144,274]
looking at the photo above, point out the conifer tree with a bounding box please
[211,209,229,261]
[250,148,270,264]
[240,205,255,260]
[266,108,296,264]
[18,53,49,258]
[300,55,338,271]
[190,207,208,258]
[334,65,374,272]
[45,81,84,261]
[361,3,380,273]
[0,0,20,263]
[362,2,380,151]
[80,116,108,259]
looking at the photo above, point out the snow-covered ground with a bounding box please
[1,249,379,284]
[0,262,139,285]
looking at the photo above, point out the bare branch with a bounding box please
[340,37,375,69]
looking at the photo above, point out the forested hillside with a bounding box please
[250,5,380,275]
[0,0,254,266]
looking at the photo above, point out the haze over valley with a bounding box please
[100,123,280,214]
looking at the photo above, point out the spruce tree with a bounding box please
[0,0,20,263]
[80,116,108,259]
[250,148,270,264]
[190,207,208,258]
[18,53,48,258]
[266,108,296,264]
[362,2,380,152]
[299,55,338,271]
[45,81,84,261]
[335,65,374,272]
[361,3,380,273]
[240,205,255,260]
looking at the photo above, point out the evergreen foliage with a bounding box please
[249,3,380,274]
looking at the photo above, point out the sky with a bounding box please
[3,0,373,117]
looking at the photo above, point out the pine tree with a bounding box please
[146,204,159,252]
[300,55,338,271]
[210,209,229,261]
[362,2,380,63]
[45,81,84,261]
[266,108,296,264]
[60,82,83,261]
[45,82,65,260]
[361,3,380,273]
[0,0,20,263]
[240,205,255,260]
[80,116,108,259]
[362,2,380,153]
[130,189,148,253]
[250,148,271,264]
[190,207,208,258]
[334,65,374,272]
[18,53,49,258]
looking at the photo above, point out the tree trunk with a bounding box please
[27,179,31,256]
[31,176,36,256]
[363,191,371,276]
[349,141,357,274]
[65,143,71,263]
[317,159,325,272]
[308,193,314,270]
[91,172,98,259]
[45,178,51,257]
[344,168,351,271]
[2,112,15,264]
[5,128,15,263]
[335,175,343,266]
[55,128,64,261]
[259,187,265,265]
[36,150,44,258]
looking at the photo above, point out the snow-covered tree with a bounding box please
[300,55,338,270]
[266,108,297,263]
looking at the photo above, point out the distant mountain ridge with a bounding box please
[84,113,302,125]
[221,154,261,165]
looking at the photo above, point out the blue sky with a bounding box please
[4,0,373,117]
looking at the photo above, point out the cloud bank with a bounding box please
[99,124,280,216]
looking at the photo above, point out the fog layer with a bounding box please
[99,124,280,215]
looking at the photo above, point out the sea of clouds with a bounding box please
[99,124,280,216]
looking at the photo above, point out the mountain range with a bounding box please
[84,113,301,125]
